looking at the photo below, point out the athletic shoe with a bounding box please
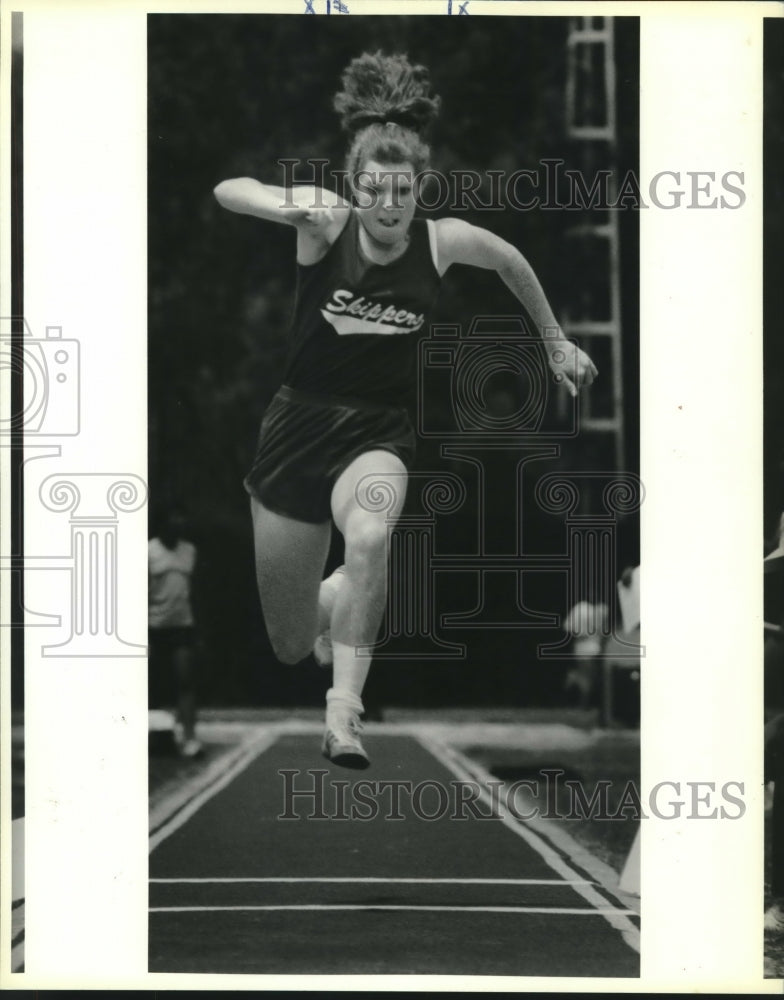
[313,629,333,668]
[321,704,370,769]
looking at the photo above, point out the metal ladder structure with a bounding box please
[563,16,625,473]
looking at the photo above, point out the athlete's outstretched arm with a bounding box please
[214,179,349,227]
[214,179,350,261]
[435,217,598,396]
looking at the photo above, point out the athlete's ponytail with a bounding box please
[334,51,441,179]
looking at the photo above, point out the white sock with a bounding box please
[326,686,364,715]
[332,638,372,696]
[318,565,346,634]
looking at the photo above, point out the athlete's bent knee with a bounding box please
[345,517,389,574]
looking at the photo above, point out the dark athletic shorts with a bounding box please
[244,385,416,524]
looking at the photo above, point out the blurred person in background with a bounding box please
[149,508,203,758]
[562,598,609,711]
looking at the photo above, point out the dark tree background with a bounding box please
[765,19,784,548]
[147,14,640,707]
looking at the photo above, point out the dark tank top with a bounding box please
[282,210,442,406]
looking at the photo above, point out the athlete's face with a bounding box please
[352,160,417,247]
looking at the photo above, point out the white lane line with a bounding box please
[10,899,25,973]
[149,729,279,853]
[444,741,640,908]
[11,942,24,974]
[416,734,641,955]
[150,904,636,915]
[150,876,591,886]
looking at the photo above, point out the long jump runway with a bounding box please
[149,725,640,976]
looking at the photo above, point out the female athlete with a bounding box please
[214,51,597,769]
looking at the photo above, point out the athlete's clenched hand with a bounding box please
[546,341,598,398]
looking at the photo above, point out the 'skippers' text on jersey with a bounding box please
[283,211,442,405]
